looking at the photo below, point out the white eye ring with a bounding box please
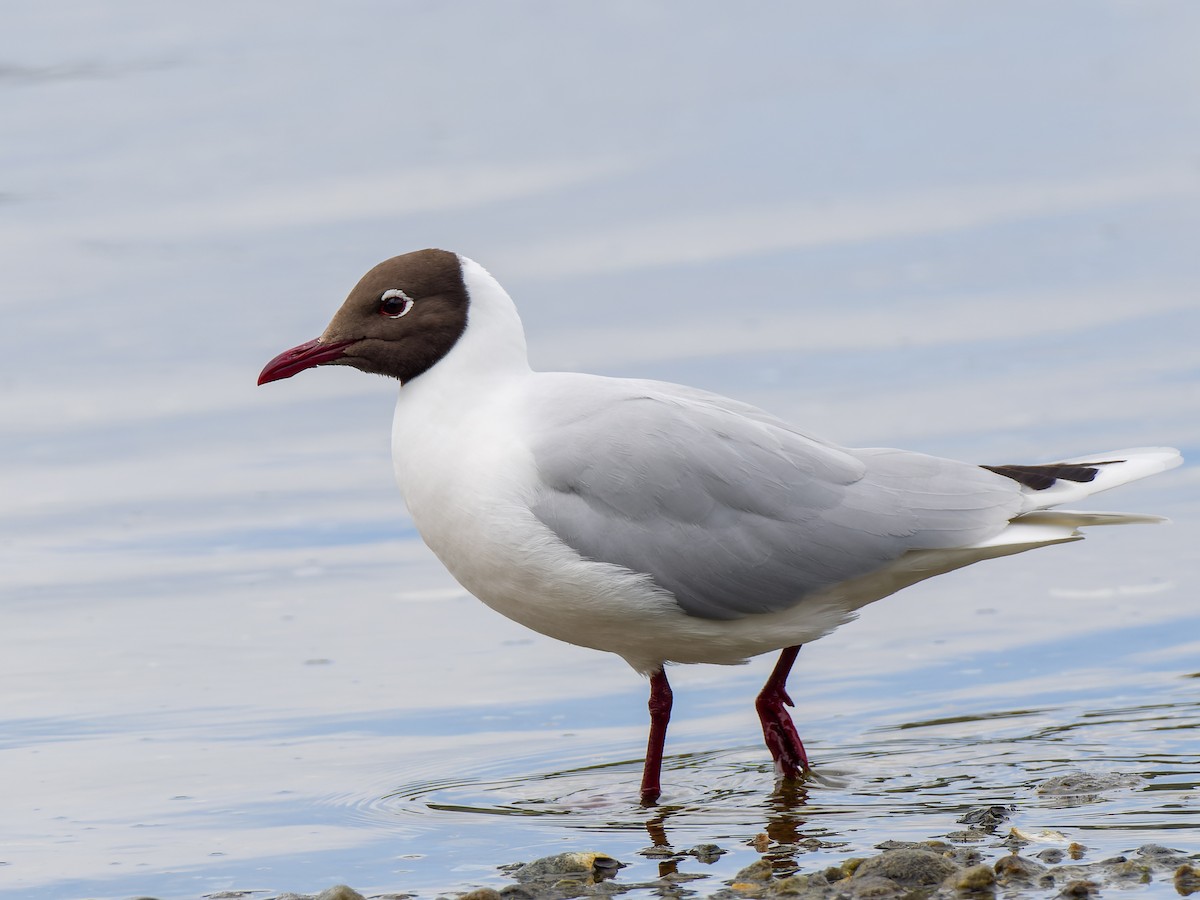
[379,288,415,318]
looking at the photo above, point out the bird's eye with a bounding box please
[379,289,415,318]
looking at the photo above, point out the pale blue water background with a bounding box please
[2,3,1198,898]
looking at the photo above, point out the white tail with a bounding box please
[970,446,1182,550]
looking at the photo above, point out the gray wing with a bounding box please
[529,376,1024,620]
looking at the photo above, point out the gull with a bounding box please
[258,249,1181,802]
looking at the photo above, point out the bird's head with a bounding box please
[257,248,470,386]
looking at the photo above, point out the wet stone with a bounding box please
[1136,843,1184,857]
[1057,879,1100,898]
[845,874,906,898]
[660,871,708,884]
[943,829,990,844]
[1036,773,1144,800]
[639,844,679,859]
[823,865,851,883]
[510,852,623,883]
[852,849,961,887]
[316,888,367,900]
[953,864,996,891]
[875,839,952,852]
[770,871,829,895]
[1104,859,1152,883]
[732,859,776,884]
[873,841,979,868]
[1133,844,1191,869]
[1175,864,1200,896]
[957,805,1014,829]
[687,843,727,864]
[459,890,504,900]
[993,853,1049,886]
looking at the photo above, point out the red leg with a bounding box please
[640,668,673,804]
[755,645,810,778]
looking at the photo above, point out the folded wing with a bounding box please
[529,378,1023,620]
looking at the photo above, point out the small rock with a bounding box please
[823,865,850,883]
[687,843,726,864]
[459,890,503,900]
[731,859,775,884]
[639,844,678,859]
[769,872,827,895]
[852,849,960,887]
[844,874,905,898]
[943,829,989,844]
[957,805,1013,828]
[1008,827,1069,844]
[953,864,996,891]
[1134,844,1190,868]
[1176,864,1200,896]
[316,888,367,900]
[1137,843,1184,857]
[1057,880,1100,898]
[510,851,622,883]
[841,858,866,877]
[1036,849,1065,864]
[1105,859,1152,883]
[994,853,1048,886]
[875,839,952,852]
[1036,773,1144,800]
[659,871,707,884]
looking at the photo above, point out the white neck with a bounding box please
[395,255,532,414]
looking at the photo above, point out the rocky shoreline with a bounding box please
[243,832,1200,900]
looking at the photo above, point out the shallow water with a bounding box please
[2,4,1199,898]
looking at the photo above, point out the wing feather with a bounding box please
[529,377,1023,620]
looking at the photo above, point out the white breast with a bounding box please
[390,373,691,669]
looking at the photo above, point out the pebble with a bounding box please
[688,843,727,864]
[994,852,1051,887]
[851,849,960,887]
[953,863,996,891]
[509,851,622,883]
[1036,773,1145,800]
[1057,879,1100,898]
[1176,864,1200,896]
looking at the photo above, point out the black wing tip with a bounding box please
[981,460,1123,491]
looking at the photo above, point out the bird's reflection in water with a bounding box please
[643,812,677,878]
[763,779,812,857]
[641,778,814,879]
